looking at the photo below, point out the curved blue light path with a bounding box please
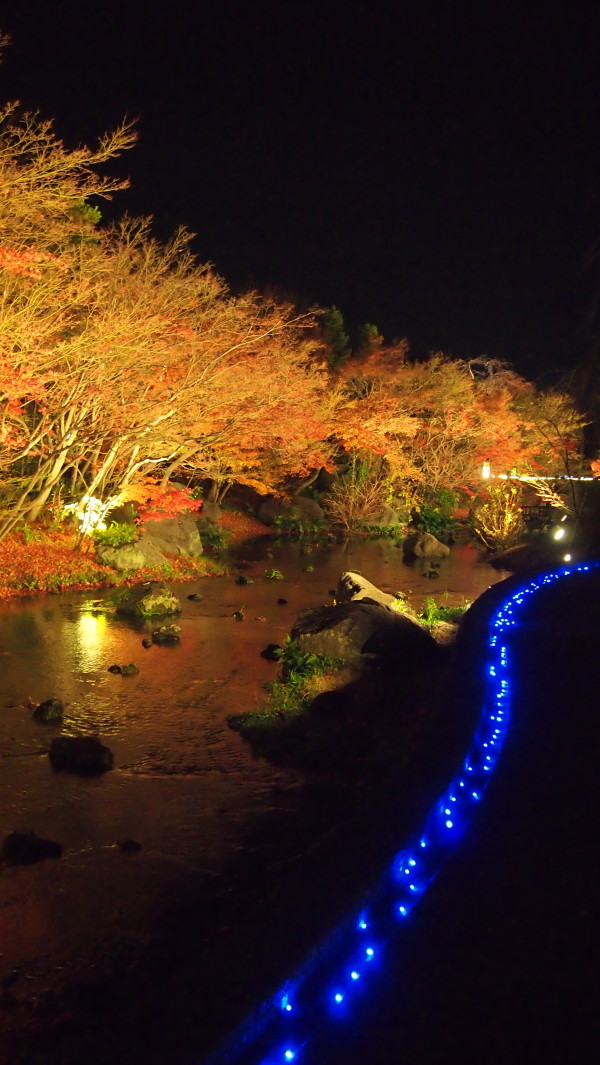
[206,562,598,1065]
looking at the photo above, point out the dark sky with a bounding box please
[2,0,599,378]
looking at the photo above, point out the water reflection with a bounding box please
[72,609,110,671]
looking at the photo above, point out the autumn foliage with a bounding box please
[0,52,591,557]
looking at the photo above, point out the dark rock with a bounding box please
[260,643,281,661]
[187,592,204,601]
[141,638,153,648]
[2,831,62,865]
[277,598,288,606]
[336,570,411,612]
[308,689,350,715]
[120,663,139,676]
[235,575,254,585]
[151,623,181,644]
[49,736,114,775]
[424,569,440,578]
[291,600,437,670]
[116,581,181,617]
[104,502,136,525]
[402,532,450,559]
[256,494,325,526]
[489,542,564,573]
[232,609,245,621]
[32,698,64,723]
[370,504,402,527]
[117,838,141,853]
[139,514,203,558]
[95,541,169,572]
[107,664,122,674]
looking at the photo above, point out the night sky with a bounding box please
[2,1,599,379]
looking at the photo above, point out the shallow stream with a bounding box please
[0,535,508,1063]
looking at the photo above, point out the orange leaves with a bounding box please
[0,244,64,279]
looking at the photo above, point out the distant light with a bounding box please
[481,461,491,479]
[284,1052,295,1062]
[553,527,566,540]
[350,971,360,980]
[564,553,572,562]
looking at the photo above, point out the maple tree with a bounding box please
[0,31,589,548]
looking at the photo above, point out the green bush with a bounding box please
[412,488,458,541]
[419,596,470,627]
[274,636,338,678]
[92,522,137,548]
[272,514,327,539]
[200,523,230,552]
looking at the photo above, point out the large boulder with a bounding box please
[115,581,181,617]
[2,831,62,865]
[139,515,203,558]
[291,600,437,670]
[49,736,113,775]
[96,541,168,571]
[403,532,451,558]
[369,504,403,527]
[489,541,564,573]
[336,571,415,614]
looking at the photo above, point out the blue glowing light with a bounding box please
[206,561,598,1065]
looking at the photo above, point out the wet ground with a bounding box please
[0,536,508,1063]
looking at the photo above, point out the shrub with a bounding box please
[411,488,458,541]
[92,522,137,548]
[199,523,230,552]
[470,483,526,551]
[419,596,470,627]
[323,455,392,532]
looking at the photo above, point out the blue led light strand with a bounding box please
[207,562,598,1065]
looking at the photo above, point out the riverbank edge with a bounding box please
[0,561,522,1065]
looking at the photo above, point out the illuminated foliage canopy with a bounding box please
[0,36,589,540]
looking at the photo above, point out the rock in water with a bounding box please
[291,600,437,670]
[116,581,181,617]
[402,532,450,559]
[260,643,281,661]
[151,623,181,644]
[2,831,62,865]
[49,736,114,775]
[32,697,64,723]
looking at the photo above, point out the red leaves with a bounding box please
[134,482,202,522]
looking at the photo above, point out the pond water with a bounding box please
[0,535,509,1063]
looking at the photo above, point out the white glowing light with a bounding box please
[564,553,572,562]
[553,527,566,541]
[481,461,491,479]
